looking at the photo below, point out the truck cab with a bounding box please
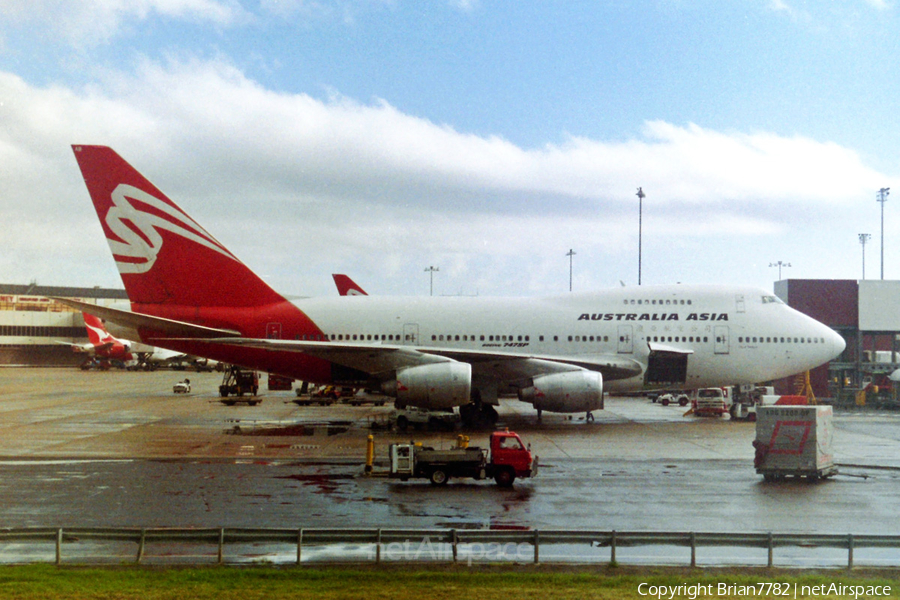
[489,431,535,485]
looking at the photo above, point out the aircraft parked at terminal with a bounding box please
[61,311,188,370]
[333,274,368,296]
[59,312,135,365]
[58,145,845,425]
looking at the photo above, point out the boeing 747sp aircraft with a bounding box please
[58,145,845,425]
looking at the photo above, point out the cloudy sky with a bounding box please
[2,1,899,297]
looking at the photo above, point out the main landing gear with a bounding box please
[459,399,499,429]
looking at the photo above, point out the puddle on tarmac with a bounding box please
[227,421,352,437]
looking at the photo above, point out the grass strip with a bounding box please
[0,565,899,600]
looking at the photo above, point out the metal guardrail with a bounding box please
[1,528,898,568]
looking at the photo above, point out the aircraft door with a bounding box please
[714,325,729,354]
[403,323,419,345]
[266,322,282,339]
[617,325,633,354]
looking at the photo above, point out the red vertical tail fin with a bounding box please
[72,145,286,309]
[332,274,369,296]
[82,312,111,346]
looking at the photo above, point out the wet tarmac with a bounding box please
[1,368,900,560]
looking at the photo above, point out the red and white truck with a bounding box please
[388,430,537,487]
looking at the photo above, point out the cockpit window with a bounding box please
[761,295,784,305]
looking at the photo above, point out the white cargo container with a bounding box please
[753,406,836,481]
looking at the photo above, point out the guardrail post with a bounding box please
[690,532,696,568]
[217,528,225,565]
[848,534,854,569]
[297,529,303,565]
[375,529,382,564]
[136,528,146,564]
[451,529,458,563]
[610,530,616,565]
[533,530,540,564]
[55,528,63,566]
[767,532,774,568]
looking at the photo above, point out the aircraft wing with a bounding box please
[425,348,644,382]
[189,338,644,383]
[195,338,455,375]
[49,297,242,338]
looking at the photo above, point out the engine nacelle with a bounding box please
[518,371,603,413]
[387,362,472,410]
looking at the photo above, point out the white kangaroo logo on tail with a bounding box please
[105,184,238,274]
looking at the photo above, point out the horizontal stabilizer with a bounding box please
[49,297,241,339]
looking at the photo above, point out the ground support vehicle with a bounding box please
[388,430,537,487]
[267,374,294,391]
[392,406,459,431]
[729,386,810,421]
[753,406,836,481]
[657,392,690,407]
[691,387,732,417]
[172,379,191,394]
[218,366,260,405]
[342,390,388,407]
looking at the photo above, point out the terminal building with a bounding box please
[774,279,900,406]
[1,279,896,406]
[0,283,128,367]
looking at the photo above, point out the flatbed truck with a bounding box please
[388,430,537,487]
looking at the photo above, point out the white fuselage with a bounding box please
[292,284,844,393]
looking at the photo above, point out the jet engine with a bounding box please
[518,370,603,413]
[385,362,472,410]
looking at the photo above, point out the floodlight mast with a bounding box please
[424,266,439,296]
[877,188,890,280]
[859,233,871,280]
[769,260,791,280]
[636,187,645,286]
[566,249,576,292]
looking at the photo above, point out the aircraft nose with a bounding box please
[826,327,845,360]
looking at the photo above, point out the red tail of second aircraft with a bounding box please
[82,312,114,346]
[332,274,368,296]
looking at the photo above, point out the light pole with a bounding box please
[769,261,791,280]
[877,187,890,280]
[636,187,645,286]
[566,249,576,292]
[424,266,439,296]
[859,233,872,280]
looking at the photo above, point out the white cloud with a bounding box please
[0,57,896,294]
[0,0,244,47]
